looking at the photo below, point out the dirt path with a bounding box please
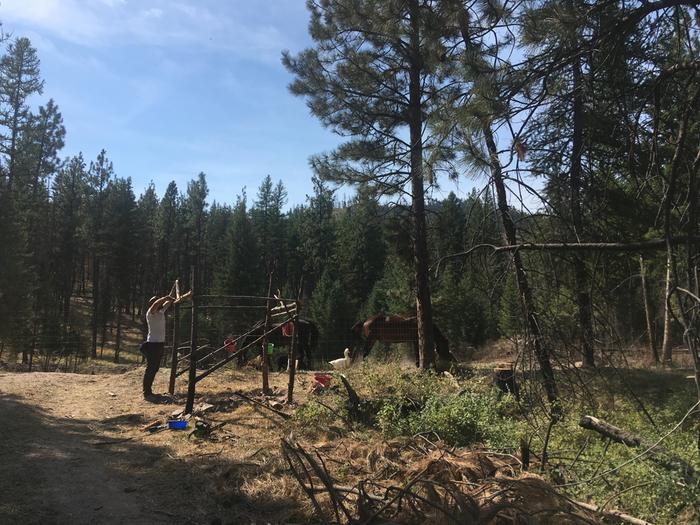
[0,369,213,524]
[0,366,311,525]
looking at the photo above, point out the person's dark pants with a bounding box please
[140,342,164,396]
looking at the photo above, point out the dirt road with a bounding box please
[0,367,302,525]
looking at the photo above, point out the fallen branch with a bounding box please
[338,373,363,421]
[573,500,653,525]
[578,412,696,482]
[579,416,642,447]
[231,391,291,420]
[141,419,163,432]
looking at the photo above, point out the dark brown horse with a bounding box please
[351,314,453,366]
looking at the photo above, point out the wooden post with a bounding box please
[168,302,180,395]
[261,273,274,395]
[28,318,38,372]
[185,266,198,414]
[639,255,659,363]
[286,313,299,404]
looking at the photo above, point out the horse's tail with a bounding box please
[434,324,454,362]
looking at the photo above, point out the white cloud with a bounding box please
[142,7,163,19]
[0,0,300,62]
[1,0,106,43]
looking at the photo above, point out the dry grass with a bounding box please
[2,346,694,524]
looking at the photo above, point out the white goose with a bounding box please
[328,348,352,370]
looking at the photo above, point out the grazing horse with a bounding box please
[240,318,318,370]
[351,314,453,366]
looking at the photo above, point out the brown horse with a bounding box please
[351,314,453,366]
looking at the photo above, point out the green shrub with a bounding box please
[293,399,338,433]
[377,389,523,449]
[547,373,700,524]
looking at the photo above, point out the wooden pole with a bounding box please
[287,313,299,404]
[261,272,274,395]
[639,255,659,363]
[185,265,198,414]
[168,302,180,395]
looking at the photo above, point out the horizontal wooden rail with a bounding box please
[194,320,293,383]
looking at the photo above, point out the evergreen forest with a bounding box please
[1,3,700,522]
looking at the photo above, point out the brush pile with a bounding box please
[281,437,603,525]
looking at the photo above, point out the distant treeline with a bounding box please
[2,0,698,373]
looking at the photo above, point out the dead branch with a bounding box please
[231,391,291,420]
[435,236,700,276]
[579,416,642,447]
[338,373,360,407]
[573,500,653,525]
[578,413,696,482]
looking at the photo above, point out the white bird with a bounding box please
[329,348,352,370]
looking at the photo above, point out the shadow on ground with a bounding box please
[0,393,310,525]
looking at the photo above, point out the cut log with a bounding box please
[579,415,695,481]
[579,416,641,447]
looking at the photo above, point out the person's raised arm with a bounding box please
[147,295,174,315]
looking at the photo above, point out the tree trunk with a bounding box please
[408,0,435,369]
[639,255,659,363]
[483,123,559,414]
[114,304,121,364]
[91,256,100,358]
[570,53,595,368]
[28,318,38,372]
[661,86,700,364]
[100,320,107,358]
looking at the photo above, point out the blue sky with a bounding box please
[1,0,482,208]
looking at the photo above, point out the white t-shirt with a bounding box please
[146,309,166,343]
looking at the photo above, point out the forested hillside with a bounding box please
[1,2,700,523]
[0,2,699,380]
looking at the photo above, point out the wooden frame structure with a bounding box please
[168,267,302,414]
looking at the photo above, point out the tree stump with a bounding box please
[494,363,519,399]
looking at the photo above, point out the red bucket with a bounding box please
[282,322,295,337]
[313,373,332,388]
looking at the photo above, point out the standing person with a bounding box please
[140,294,173,400]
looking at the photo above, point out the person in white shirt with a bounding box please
[140,294,173,399]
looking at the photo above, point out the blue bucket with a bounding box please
[168,419,188,430]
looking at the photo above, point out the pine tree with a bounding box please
[183,172,209,267]
[215,194,260,295]
[156,181,182,292]
[103,177,139,362]
[251,175,287,284]
[309,268,350,357]
[0,37,44,191]
[335,186,386,316]
[283,0,462,368]
[136,183,159,320]
[203,202,233,293]
[300,175,336,294]
[85,150,114,356]
[51,154,87,330]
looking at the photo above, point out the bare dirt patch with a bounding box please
[0,367,315,525]
[0,363,616,525]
